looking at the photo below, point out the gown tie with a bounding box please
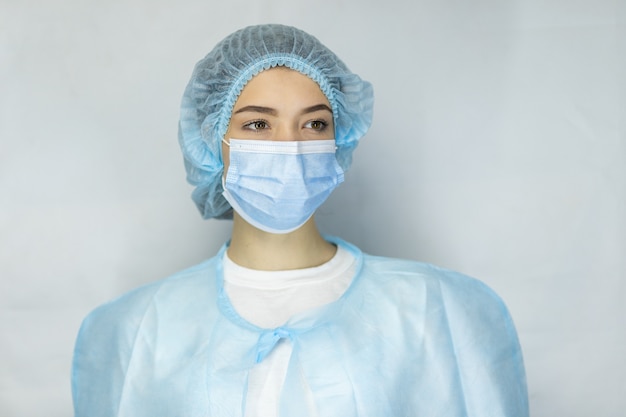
[255,327,294,363]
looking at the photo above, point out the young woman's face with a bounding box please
[222,67,334,171]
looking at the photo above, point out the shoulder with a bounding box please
[81,256,220,331]
[360,256,529,413]
[72,256,222,414]
[73,255,223,373]
[333,236,508,314]
[362,253,501,299]
[359,253,516,330]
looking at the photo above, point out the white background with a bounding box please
[1,0,624,415]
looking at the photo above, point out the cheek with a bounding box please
[221,141,230,178]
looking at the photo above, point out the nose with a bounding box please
[273,122,304,141]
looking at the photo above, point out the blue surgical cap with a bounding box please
[178,24,374,219]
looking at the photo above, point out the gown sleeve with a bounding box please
[71,286,157,417]
[439,269,529,417]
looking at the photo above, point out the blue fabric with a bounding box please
[72,237,528,416]
[178,24,374,219]
[223,139,344,234]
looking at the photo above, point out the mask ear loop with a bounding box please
[221,138,231,190]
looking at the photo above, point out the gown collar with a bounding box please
[214,235,364,338]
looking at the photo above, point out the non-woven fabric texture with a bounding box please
[72,237,528,417]
[178,24,374,219]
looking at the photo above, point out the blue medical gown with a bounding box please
[72,237,528,416]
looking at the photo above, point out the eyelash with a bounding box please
[305,120,329,131]
[241,119,330,132]
[242,119,270,131]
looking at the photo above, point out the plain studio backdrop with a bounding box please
[1,0,624,415]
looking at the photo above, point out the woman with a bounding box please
[72,24,528,417]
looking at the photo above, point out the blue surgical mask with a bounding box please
[222,139,344,234]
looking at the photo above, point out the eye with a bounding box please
[305,120,328,131]
[243,120,270,131]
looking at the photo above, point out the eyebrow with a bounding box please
[233,104,332,116]
[233,105,277,116]
[301,104,332,115]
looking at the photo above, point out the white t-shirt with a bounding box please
[223,245,356,417]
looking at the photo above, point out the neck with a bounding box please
[227,212,336,270]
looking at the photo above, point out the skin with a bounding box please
[222,67,337,271]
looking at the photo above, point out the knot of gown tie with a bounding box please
[255,327,295,363]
